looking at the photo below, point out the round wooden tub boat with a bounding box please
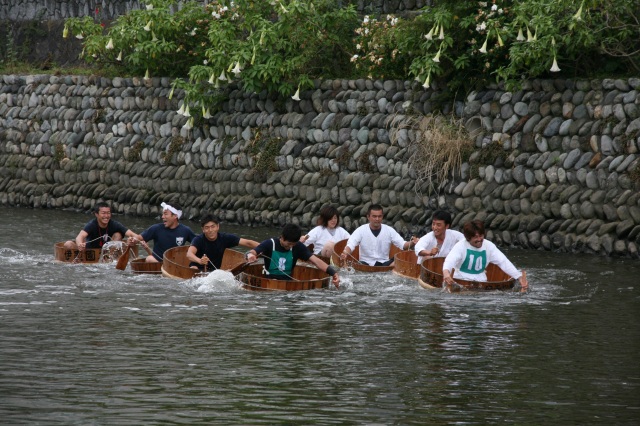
[237,263,331,291]
[161,245,245,280]
[53,241,137,264]
[130,258,163,274]
[330,239,402,273]
[392,250,420,279]
[418,257,515,292]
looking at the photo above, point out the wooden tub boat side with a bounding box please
[130,258,163,274]
[331,239,402,273]
[418,257,516,292]
[237,263,331,291]
[392,250,420,279]
[161,245,245,280]
[54,241,137,264]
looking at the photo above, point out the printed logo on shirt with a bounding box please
[459,249,487,274]
[176,237,184,246]
[278,257,286,271]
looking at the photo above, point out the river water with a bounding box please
[0,206,638,425]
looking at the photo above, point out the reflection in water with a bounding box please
[0,207,638,424]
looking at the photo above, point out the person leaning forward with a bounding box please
[245,223,340,288]
[340,204,419,267]
[64,202,139,251]
[442,220,528,292]
[414,210,464,264]
[129,202,196,263]
[186,214,259,271]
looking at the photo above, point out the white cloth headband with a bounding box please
[161,202,182,219]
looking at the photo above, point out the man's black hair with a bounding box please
[281,223,302,243]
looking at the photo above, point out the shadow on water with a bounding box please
[0,207,638,424]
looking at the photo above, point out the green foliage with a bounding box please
[354,0,640,94]
[53,142,66,165]
[249,129,283,181]
[63,0,640,110]
[64,0,358,116]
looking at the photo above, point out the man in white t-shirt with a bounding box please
[443,220,528,292]
[340,204,418,266]
[414,210,464,264]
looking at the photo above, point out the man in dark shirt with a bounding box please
[245,224,340,288]
[64,202,138,250]
[186,214,259,271]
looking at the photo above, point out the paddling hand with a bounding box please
[246,251,257,263]
[300,234,309,243]
[519,271,529,293]
[200,255,209,266]
[429,247,439,256]
[332,273,340,289]
[77,242,86,251]
[442,270,455,286]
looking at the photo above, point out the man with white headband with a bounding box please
[134,202,196,263]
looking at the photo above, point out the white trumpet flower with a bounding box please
[527,26,534,42]
[183,117,194,130]
[144,21,152,31]
[573,1,584,21]
[218,70,227,81]
[550,56,561,72]
[424,26,434,40]
[106,38,114,50]
[516,28,525,41]
[116,50,123,61]
[422,73,431,89]
[291,87,301,101]
[479,35,488,53]
[232,61,242,76]
[144,69,150,80]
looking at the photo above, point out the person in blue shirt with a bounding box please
[186,214,259,271]
[245,223,340,288]
[133,202,196,263]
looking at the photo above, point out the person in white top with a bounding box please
[340,204,419,267]
[443,220,528,292]
[301,205,351,257]
[414,210,464,264]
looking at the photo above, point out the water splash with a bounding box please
[191,270,238,293]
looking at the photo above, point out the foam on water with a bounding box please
[191,269,239,293]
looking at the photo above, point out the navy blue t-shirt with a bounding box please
[82,219,129,249]
[254,238,312,279]
[141,223,196,261]
[189,232,241,270]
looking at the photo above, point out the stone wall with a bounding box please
[0,74,639,258]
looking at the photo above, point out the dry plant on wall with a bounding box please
[388,113,474,196]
